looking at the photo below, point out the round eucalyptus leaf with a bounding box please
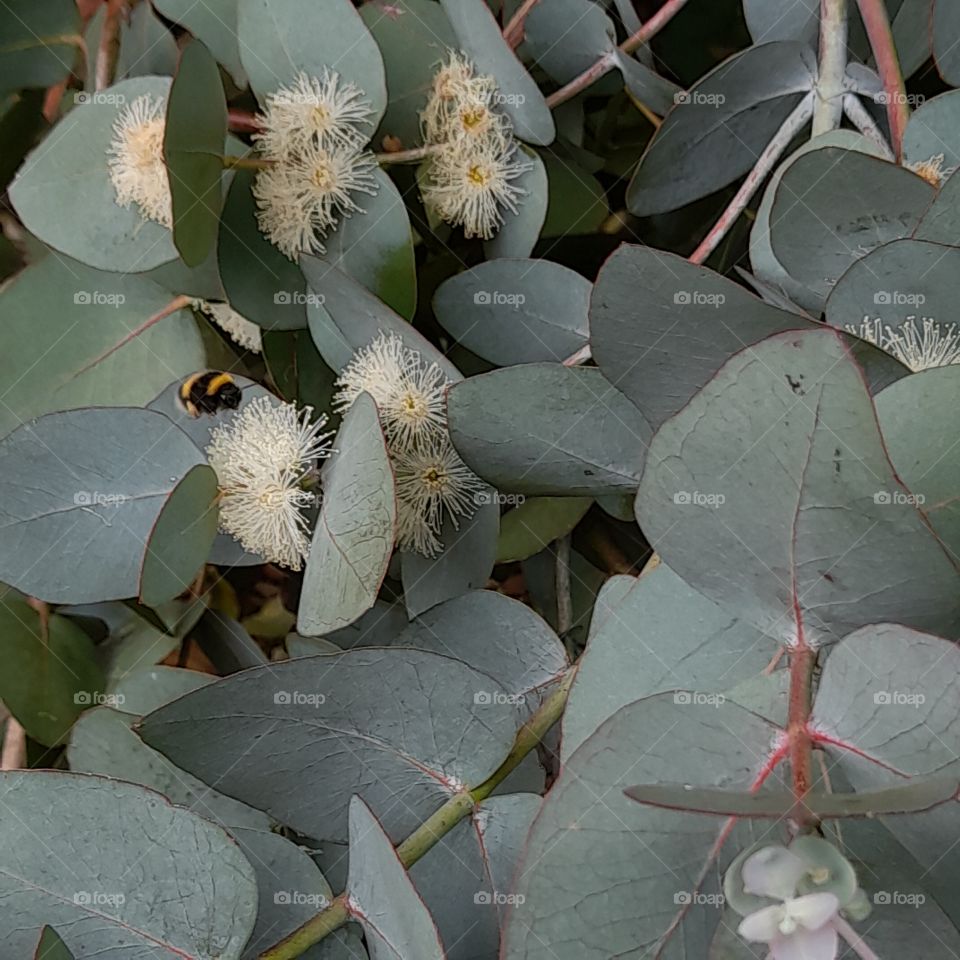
[152,0,247,85]
[111,665,213,715]
[627,41,816,216]
[0,256,206,440]
[742,0,819,44]
[501,695,783,960]
[400,504,499,618]
[0,408,210,603]
[876,366,960,560]
[140,463,219,606]
[0,770,258,958]
[902,89,960,171]
[933,0,960,85]
[238,0,387,123]
[360,0,456,149]
[483,147,548,259]
[67,706,271,831]
[218,165,311,330]
[346,796,445,960]
[434,259,590,365]
[9,76,179,272]
[138,647,521,842]
[33,927,74,960]
[448,364,651,495]
[497,497,592,563]
[524,0,614,85]
[0,0,81,94]
[0,596,104,747]
[769,146,934,310]
[913,166,960,243]
[299,394,396,636]
[635,329,960,647]
[438,0,555,146]
[115,2,178,79]
[163,40,227,267]
[311,168,417,319]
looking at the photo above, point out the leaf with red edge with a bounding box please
[635,328,960,648]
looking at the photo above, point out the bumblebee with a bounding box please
[178,371,243,418]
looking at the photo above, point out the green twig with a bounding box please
[259,670,576,960]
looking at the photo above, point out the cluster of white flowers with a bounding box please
[847,315,960,371]
[252,70,379,260]
[192,299,263,354]
[206,396,335,569]
[107,94,173,228]
[334,332,485,558]
[419,51,532,240]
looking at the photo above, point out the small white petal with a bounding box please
[785,893,839,931]
[738,904,786,943]
[194,300,263,354]
[742,846,808,901]
[846,315,960,372]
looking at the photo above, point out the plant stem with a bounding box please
[562,344,592,365]
[812,0,848,135]
[834,917,881,960]
[855,0,908,159]
[689,94,814,265]
[95,0,122,93]
[842,94,895,159]
[546,0,690,108]
[228,108,262,134]
[258,671,575,960]
[787,640,817,826]
[0,718,26,771]
[375,144,440,165]
[503,0,540,48]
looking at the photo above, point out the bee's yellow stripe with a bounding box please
[206,372,235,396]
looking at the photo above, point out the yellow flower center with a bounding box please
[127,120,164,169]
[460,106,488,131]
[467,164,491,188]
[421,465,448,492]
[311,161,336,190]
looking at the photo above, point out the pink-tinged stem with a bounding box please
[855,0,908,160]
[1,718,26,771]
[546,0,691,108]
[688,94,814,265]
[503,0,540,48]
[228,109,262,134]
[834,917,881,960]
[562,344,592,365]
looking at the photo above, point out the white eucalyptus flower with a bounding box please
[254,69,374,159]
[905,152,955,187]
[107,94,172,228]
[333,332,449,449]
[738,893,839,960]
[422,136,531,239]
[206,397,334,570]
[394,437,485,558]
[193,299,262,354]
[847,315,960,371]
[421,51,495,144]
[253,140,378,259]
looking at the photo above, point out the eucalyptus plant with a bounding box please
[0,0,958,958]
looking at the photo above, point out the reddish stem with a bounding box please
[229,108,262,134]
[787,642,816,824]
[546,0,690,108]
[855,0,908,160]
[503,0,540,48]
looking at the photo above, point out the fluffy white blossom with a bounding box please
[333,332,448,448]
[738,893,840,960]
[107,94,172,228]
[206,397,334,569]
[847,316,960,371]
[394,438,485,558]
[254,70,374,158]
[253,140,378,259]
[419,51,530,239]
[905,152,955,187]
[193,299,262,354]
